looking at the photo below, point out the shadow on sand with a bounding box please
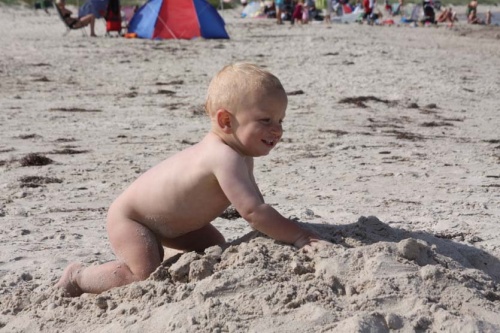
[299,216,500,284]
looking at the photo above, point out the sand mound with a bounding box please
[2,217,499,332]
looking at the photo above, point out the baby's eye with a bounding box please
[260,118,271,124]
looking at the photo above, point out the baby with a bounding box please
[55,63,323,296]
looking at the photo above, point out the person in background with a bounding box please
[292,0,305,24]
[436,5,457,27]
[420,0,436,25]
[486,8,492,24]
[362,0,377,23]
[275,0,285,24]
[466,0,478,23]
[56,0,96,36]
[466,0,491,24]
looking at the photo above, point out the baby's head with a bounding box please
[205,63,287,119]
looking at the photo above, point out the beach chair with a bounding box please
[391,3,401,16]
[54,2,87,36]
[400,3,420,23]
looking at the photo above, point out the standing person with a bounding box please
[303,0,315,23]
[362,0,376,22]
[324,0,333,23]
[56,0,97,37]
[486,8,491,25]
[54,63,326,297]
[292,0,305,24]
[275,0,285,24]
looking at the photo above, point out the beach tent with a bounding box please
[128,0,229,40]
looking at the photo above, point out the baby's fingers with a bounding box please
[301,239,332,254]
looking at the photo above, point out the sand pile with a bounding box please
[2,217,499,332]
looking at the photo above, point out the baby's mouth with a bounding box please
[262,139,275,147]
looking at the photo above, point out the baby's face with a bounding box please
[230,89,287,157]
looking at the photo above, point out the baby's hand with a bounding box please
[301,239,332,254]
[293,230,321,249]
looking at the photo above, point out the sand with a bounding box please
[1,4,500,332]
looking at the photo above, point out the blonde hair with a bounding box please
[205,63,285,117]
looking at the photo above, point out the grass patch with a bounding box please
[0,0,22,5]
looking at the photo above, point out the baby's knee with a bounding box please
[114,262,155,282]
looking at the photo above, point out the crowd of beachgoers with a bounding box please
[240,0,497,27]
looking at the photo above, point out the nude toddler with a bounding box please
[55,63,323,296]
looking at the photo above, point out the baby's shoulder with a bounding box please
[200,133,240,157]
[199,134,251,167]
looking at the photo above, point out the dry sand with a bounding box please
[1,4,500,332]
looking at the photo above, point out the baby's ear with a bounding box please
[216,109,232,133]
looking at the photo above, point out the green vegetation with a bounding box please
[0,0,24,5]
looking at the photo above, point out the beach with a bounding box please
[1,4,500,332]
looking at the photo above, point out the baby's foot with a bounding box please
[54,263,84,297]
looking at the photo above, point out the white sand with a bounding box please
[1,4,500,332]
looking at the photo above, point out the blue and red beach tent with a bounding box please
[128,0,229,40]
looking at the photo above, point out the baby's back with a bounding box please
[110,135,231,239]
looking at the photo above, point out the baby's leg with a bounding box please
[55,217,163,296]
[162,224,225,252]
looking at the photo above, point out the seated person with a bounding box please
[466,0,478,23]
[466,0,491,25]
[420,0,436,24]
[436,6,457,27]
[56,0,96,36]
[264,2,276,18]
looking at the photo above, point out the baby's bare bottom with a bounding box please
[55,216,225,296]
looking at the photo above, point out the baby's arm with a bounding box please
[245,203,321,248]
[215,154,320,248]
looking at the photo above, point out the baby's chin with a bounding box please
[254,149,273,157]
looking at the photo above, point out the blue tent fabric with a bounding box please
[193,0,229,39]
[78,0,109,18]
[128,0,163,39]
[128,0,229,40]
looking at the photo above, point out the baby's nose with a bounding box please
[271,124,283,136]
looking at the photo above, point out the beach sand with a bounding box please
[1,4,499,332]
